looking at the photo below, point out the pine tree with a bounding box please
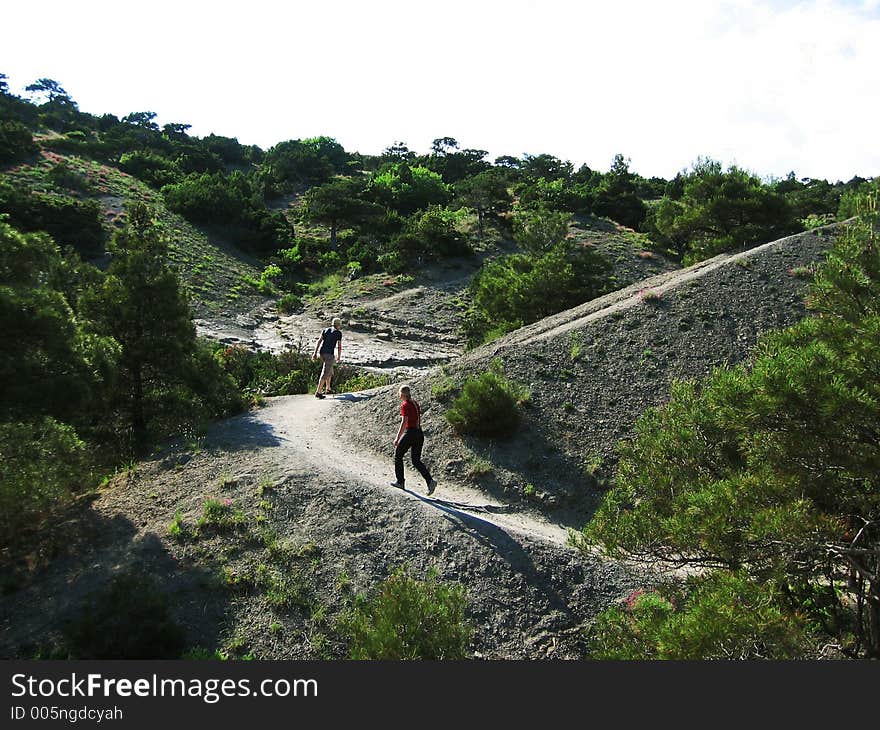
[82,204,195,451]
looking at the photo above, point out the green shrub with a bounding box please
[586,572,814,660]
[0,119,37,162]
[338,567,471,659]
[47,161,90,191]
[837,180,879,220]
[118,150,181,187]
[466,241,612,345]
[801,213,835,230]
[161,172,291,256]
[248,264,282,294]
[367,163,450,216]
[197,498,246,532]
[277,292,302,313]
[444,363,526,437]
[335,370,390,392]
[0,417,88,546]
[512,206,570,254]
[431,374,459,402]
[392,206,471,261]
[62,570,187,659]
[569,332,583,361]
[0,181,104,256]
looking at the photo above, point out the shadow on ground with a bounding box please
[0,502,227,659]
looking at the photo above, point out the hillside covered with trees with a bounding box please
[1,71,878,661]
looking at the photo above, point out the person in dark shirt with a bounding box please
[390,385,437,495]
[312,317,343,399]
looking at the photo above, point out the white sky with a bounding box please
[3,0,879,181]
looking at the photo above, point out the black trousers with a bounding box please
[395,428,432,485]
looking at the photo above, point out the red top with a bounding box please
[400,399,421,429]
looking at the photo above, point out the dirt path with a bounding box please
[207,392,574,546]
[195,302,463,373]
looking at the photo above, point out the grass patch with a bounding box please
[168,509,186,540]
[197,498,247,533]
[337,567,471,659]
[569,332,583,362]
[467,458,494,478]
[431,373,459,402]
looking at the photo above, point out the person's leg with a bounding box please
[410,431,432,484]
[324,356,334,393]
[394,435,411,486]
[316,355,332,396]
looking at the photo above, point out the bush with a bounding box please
[261,136,349,193]
[445,363,526,437]
[244,264,282,294]
[0,119,37,163]
[0,417,88,546]
[392,206,471,261]
[368,163,450,216]
[212,343,381,397]
[838,179,879,220]
[118,150,181,187]
[466,242,612,345]
[0,181,104,256]
[512,206,570,254]
[197,498,246,533]
[277,292,302,313]
[338,567,471,659]
[586,572,814,660]
[161,172,291,256]
[62,570,187,659]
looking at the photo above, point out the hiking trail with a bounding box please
[207,392,575,547]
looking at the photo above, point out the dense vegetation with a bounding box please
[579,192,880,658]
[1,71,872,342]
[464,208,613,343]
[0,210,243,545]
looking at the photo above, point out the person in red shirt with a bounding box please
[390,385,437,495]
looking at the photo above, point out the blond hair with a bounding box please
[398,385,411,399]
[332,317,342,328]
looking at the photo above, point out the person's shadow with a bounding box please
[331,392,376,403]
[408,492,576,620]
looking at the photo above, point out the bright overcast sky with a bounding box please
[4,0,879,181]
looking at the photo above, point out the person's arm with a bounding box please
[394,415,405,446]
[313,333,323,358]
[336,333,342,362]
